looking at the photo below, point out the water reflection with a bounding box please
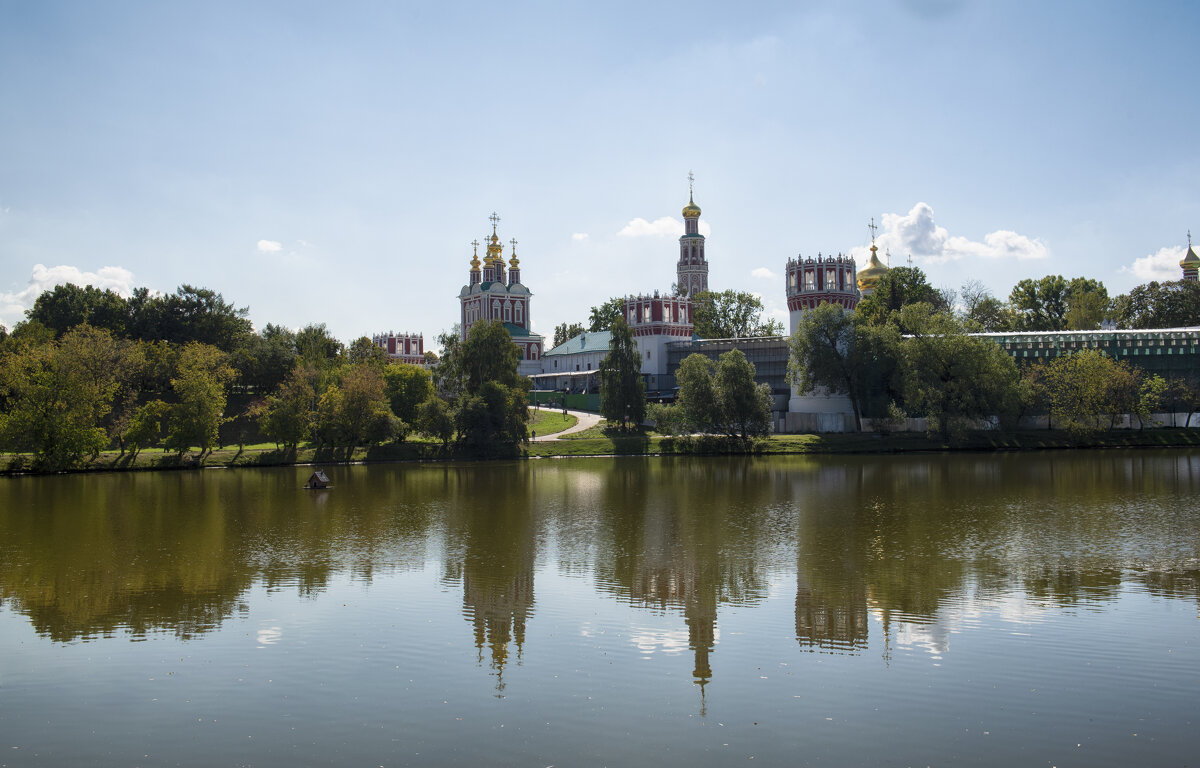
[2,452,1198,672]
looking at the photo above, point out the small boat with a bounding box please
[304,470,333,490]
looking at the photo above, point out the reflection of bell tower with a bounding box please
[794,572,869,653]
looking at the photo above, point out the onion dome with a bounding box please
[856,244,889,293]
[1180,240,1199,270]
[469,240,481,270]
[682,193,701,219]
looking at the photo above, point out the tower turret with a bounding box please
[1181,230,1199,282]
[677,171,709,297]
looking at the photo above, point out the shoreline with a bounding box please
[4,427,1199,477]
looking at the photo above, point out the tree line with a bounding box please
[791,267,1200,440]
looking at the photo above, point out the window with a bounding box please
[827,268,836,287]
[643,304,651,322]
[629,309,637,323]
[804,271,815,290]
[646,350,651,359]
[515,303,523,323]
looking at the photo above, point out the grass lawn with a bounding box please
[528,409,578,437]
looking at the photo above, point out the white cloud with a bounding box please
[618,216,711,238]
[257,239,283,252]
[853,202,1048,266]
[1123,245,1187,282]
[0,264,137,327]
[571,233,589,241]
[751,267,777,279]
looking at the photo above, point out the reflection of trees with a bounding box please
[0,466,435,642]
[439,463,539,691]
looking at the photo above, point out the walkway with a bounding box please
[530,408,604,441]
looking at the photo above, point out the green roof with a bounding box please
[544,330,613,356]
[503,322,541,339]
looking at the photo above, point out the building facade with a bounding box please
[458,213,545,376]
[677,185,709,297]
[372,331,425,365]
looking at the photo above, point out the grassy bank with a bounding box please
[4,427,1199,476]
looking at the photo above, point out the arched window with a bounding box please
[804,271,815,290]
[492,299,501,317]
[515,302,523,323]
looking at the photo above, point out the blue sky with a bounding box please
[2,0,1197,345]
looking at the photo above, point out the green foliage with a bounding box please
[598,317,646,430]
[0,325,123,469]
[253,365,318,449]
[416,396,454,447]
[437,321,530,449]
[312,365,401,446]
[898,305,1020,440]
[855,266,948,329]
[165,343,237,454]
[958,280,1013,332]
[587,298,627,332]
[674,350,772,439]
[647,402,686,435]
[26,283,130,337]
[455,380,528,451]
[347,336,389,369]
[1008,275,1109,331]
[788,303,904,429]
[157,285,253,351]
[123,400,169,456]
[691,289,783,339]
[383,363,435,423]
[1043,350,1117,437]
[232,324,297,394]
[1113,280,1200,329]
[552,322,585,349]
[296,323,345,368]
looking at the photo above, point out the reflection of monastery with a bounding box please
[383,180,1200,431]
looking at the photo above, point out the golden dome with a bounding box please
[1180,245,1199,268]
[682,194,701,219]
[856,245,889,293]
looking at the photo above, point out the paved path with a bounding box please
[530,408,604,441]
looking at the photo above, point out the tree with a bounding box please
[0,326,120,469]
[587,297,627,332]
[1043,350,1115,437]
[855,266,949,329]
[552,322,585,349]
[123,400,169,457]
[598,317,645,430]
[347,336,389,369]
[713,348,773,439]
[232,324,297,394]
[899,304,1020,440]
[788,303,904,431]
[416,396,454,447]
[691,289,783,339]
[254,365,318,449]
[444,320,530,449]
[958,280,1012,332]
[165,343,237,455]
[1008,276,1109,331]
[383,363,435,423]
[1113,280,1200,329]
[312,365,401,446]
[296,323,345,368]
[159,285,253,351]
[675,353,717,433]
[26,283,129,337]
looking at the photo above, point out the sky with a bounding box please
[2,0,1198,347]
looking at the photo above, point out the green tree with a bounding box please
[445,321,530,449]
[958,280,1012,332]
[347,336,389,369]
[1043,350,1115,437]
[26,283,130,337]
[232,323,297,394]
[598,316,645,430]
[383,363,435,423]
[123,400,169,457]
[692,289,783,339]
[552,322,585,348]
[899,304,1020,440]
[713,348,773,439]
[1113,280,1200,329]
[0,327,120,469]
[788,303,905,430]
[675,353,717,433]
[587,297,627,332]
[159,285,253,351]
[165,343,237,455]
[855,266,949,329]
[253,365,318,449]
[296,323,345,368]
[416,396,454,447]
[1008,276,1108,331]
[313,365,401,446]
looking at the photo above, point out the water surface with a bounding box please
[2,452,1198,766]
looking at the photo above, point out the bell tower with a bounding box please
[677,171,709,297]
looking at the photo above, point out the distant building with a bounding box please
[677,174,709,296]
[372,331,425,366]
[458,213,545,376]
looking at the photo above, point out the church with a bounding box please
[458,213,545,376]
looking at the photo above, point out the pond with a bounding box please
[2,451,1199,766]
